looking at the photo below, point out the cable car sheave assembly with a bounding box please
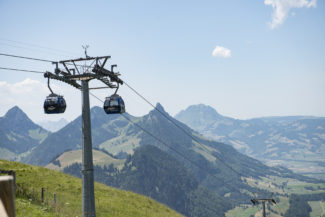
[43,55,125,114]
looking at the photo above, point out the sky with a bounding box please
[0,0,324,123]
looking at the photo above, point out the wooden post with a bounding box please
[11,172,16,193]
[0,176,16,217]
[41,187,45,203]
[0,170,15,192]
[53,193,56,204]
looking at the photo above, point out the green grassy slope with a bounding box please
[0,159,183,217]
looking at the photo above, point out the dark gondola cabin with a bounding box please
[44,93,66,114]
[103,94,125,114]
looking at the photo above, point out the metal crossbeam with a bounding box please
[44,72,81,89]
[46,55,122,89]
[59,55,110,63]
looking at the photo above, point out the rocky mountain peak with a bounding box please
[187,104,221,117]
[175,104,227,123]
[148,102,169,117]
[4,106,30,122]
[155,102,166,113]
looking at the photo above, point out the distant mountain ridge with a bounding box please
[175,104,325,177]
[38,118,69,132]
[174,104,233,132]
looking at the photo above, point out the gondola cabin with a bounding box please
[103,94,125,114]
[44,93,66,114]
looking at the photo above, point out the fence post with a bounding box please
[53,193,56,204]
[0,176,16,217]
[41,187,45,203]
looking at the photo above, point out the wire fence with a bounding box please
[15,182,81,217]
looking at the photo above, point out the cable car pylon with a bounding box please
[250,193,276,217]
[43,49,124,217]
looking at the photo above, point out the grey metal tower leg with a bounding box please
[262,201,266,217]
[81,80,96,217]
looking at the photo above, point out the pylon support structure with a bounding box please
[250,198,276,217]
[81,80,95,217]
[44,55,123,217]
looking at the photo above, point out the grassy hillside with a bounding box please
[0,159,183,217]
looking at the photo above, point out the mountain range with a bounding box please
[175,104,325,179]
[1,105,324,216]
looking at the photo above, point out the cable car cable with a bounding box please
[0,66,45,74]
[0,38,79,56]
[0,52,54,63]
[0,42,73,58]
[0,52,96,68]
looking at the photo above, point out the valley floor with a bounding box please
[226,175,325,217]
[263,156,325,180]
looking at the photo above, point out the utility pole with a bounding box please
[44,53,123,217]
[251,198,276,217]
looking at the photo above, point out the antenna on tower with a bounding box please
[82,45,90,58]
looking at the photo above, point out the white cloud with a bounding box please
[0,78,79,122]
[265,0,317,29]
[0,79,47,95]
[212,46,231,58]
[0,79,46,119]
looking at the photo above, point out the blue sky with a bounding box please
[0,0,324,122]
